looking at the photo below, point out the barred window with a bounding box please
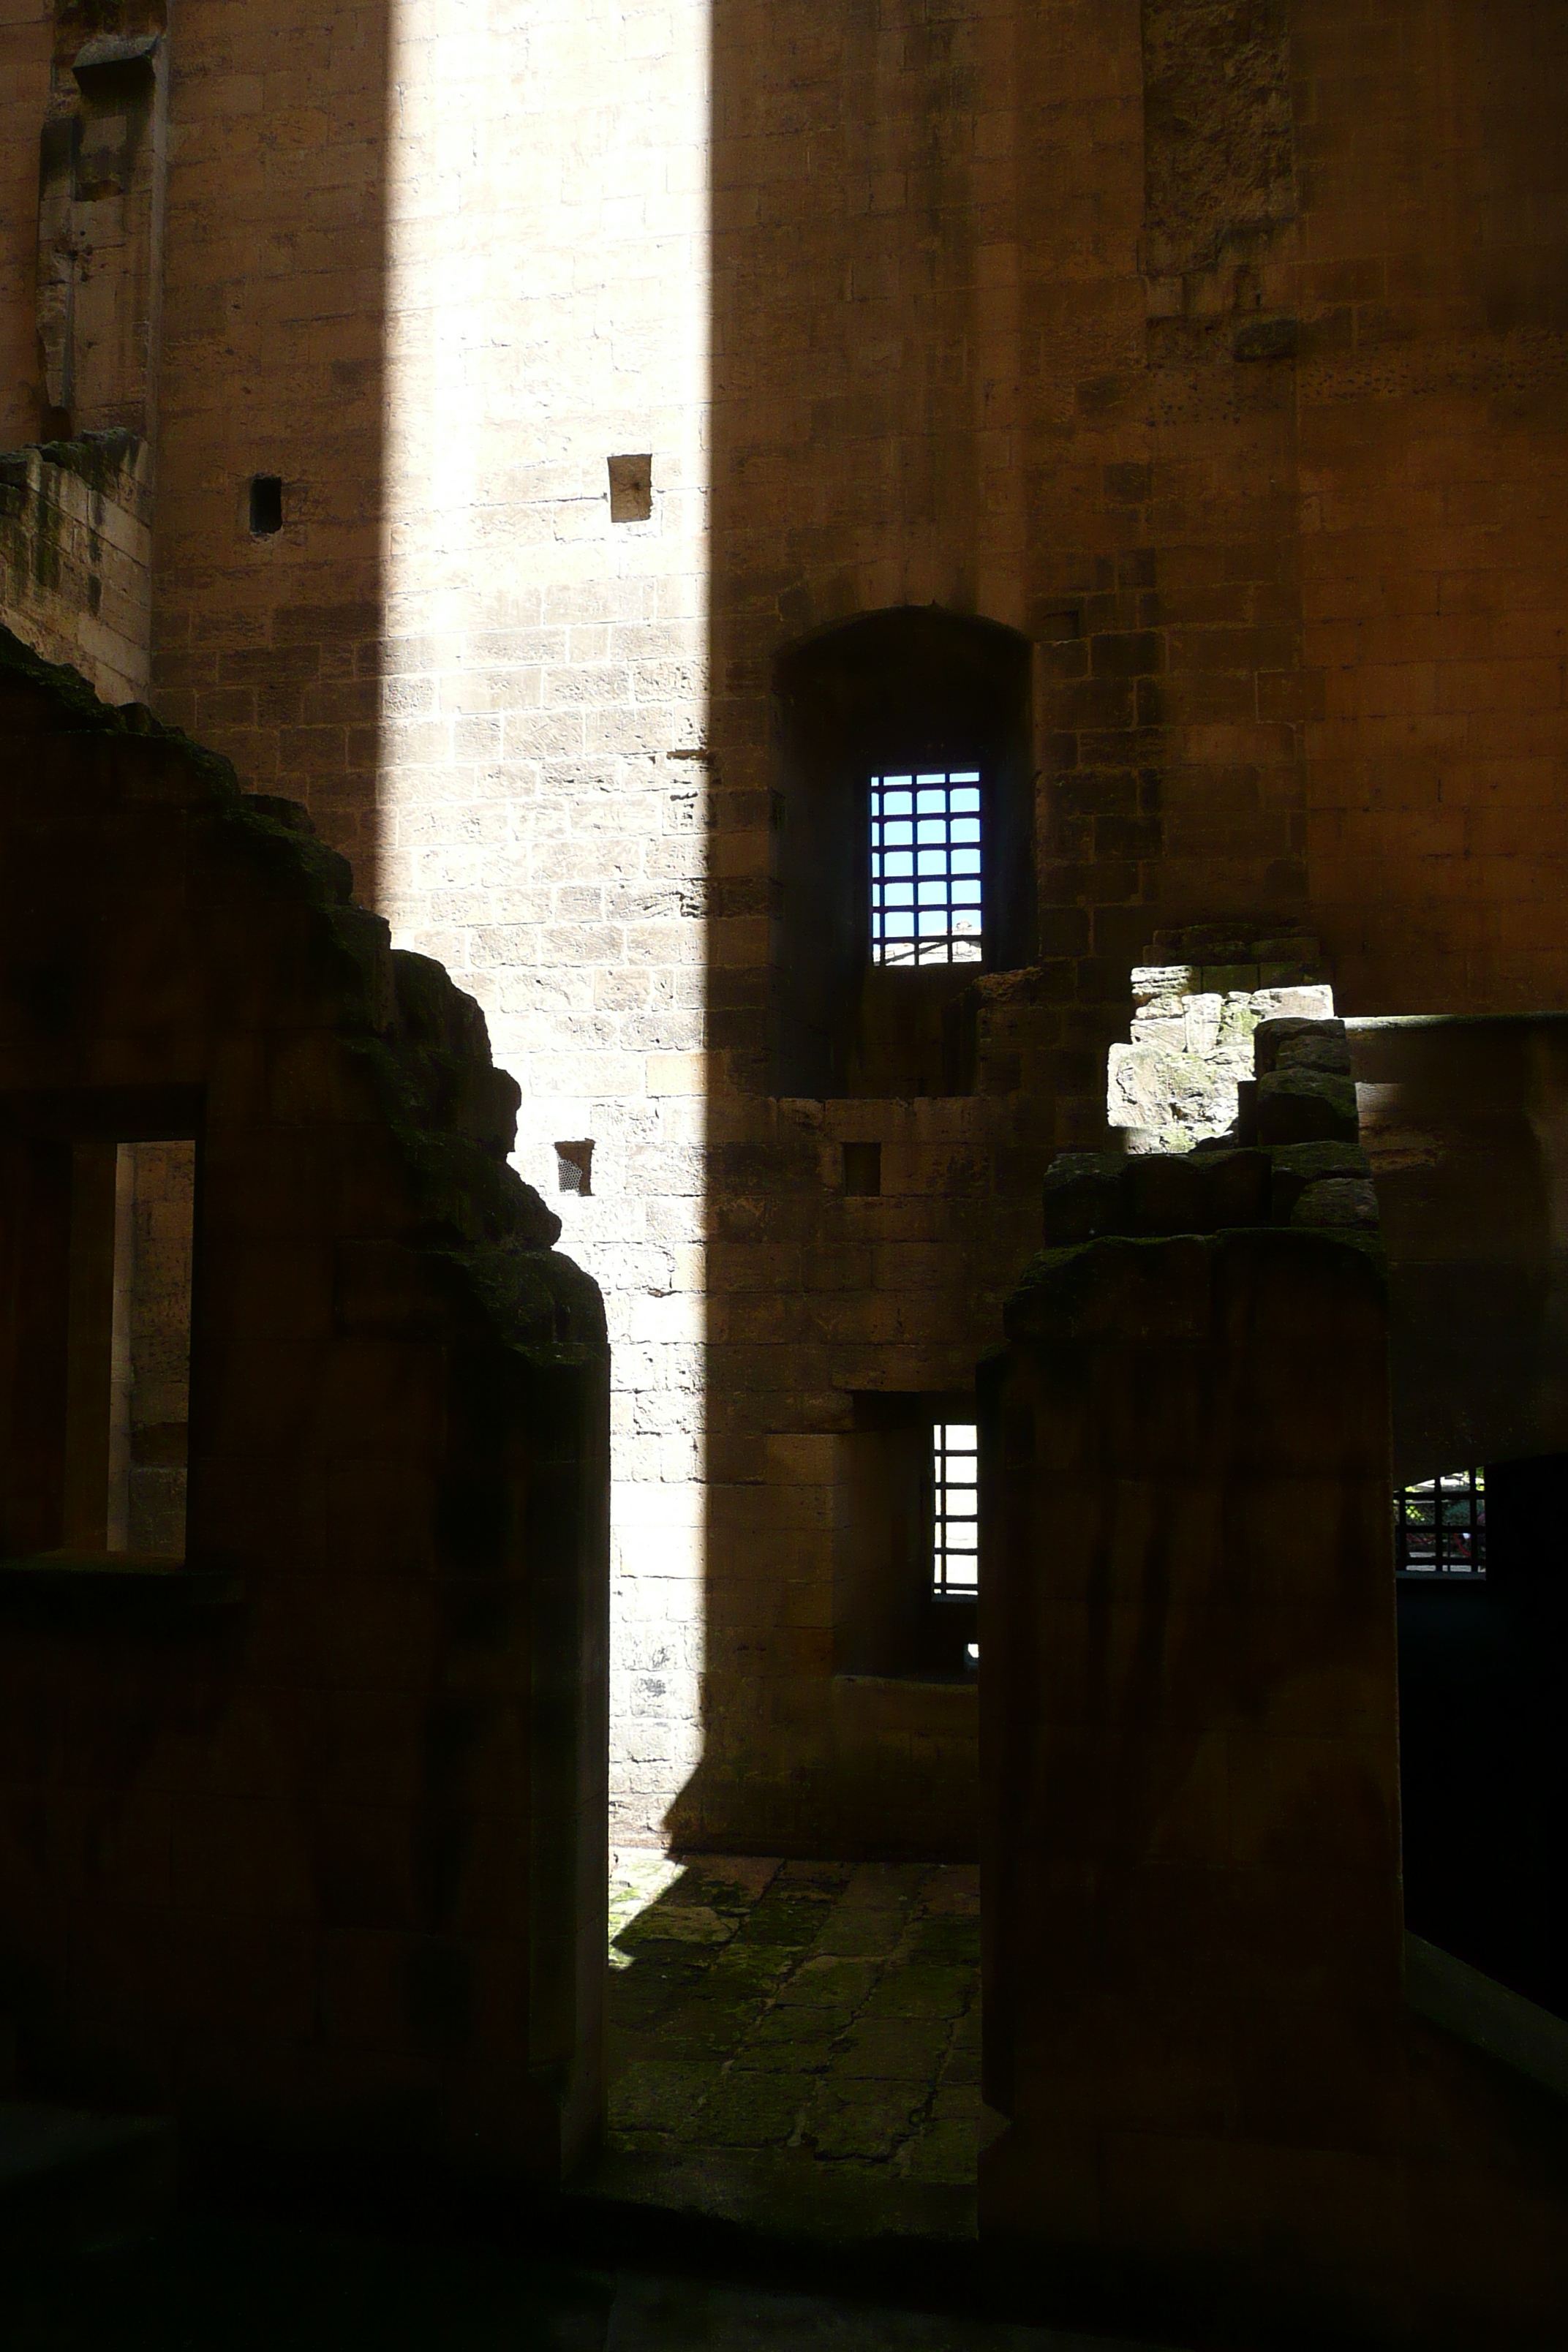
[870,772,982,967]
[932,1420,978,1598]
[1395,1468,1486,1577]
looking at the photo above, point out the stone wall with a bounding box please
[1106,919,1333,1151]
[981,1199,1568,2343]
[0,4,54,446]
[0,430,151,703]
[0,1,1565,1852]
[0,7,170,703]
[0,628,608,2183]
[1348,1011,1568,1482]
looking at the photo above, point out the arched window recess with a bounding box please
[772,607,1034,1098]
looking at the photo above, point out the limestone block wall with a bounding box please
[1294,0,1568,1014]
[0,2,52,445]
[375,0,715,1847]
[1107,921,1333,1152]
[148,0,391,886]
[0,0,1562,1852]
[134,0,713,1844]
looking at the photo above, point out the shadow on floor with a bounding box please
[2,1860,1191,2348]
[587,1854,983,2242]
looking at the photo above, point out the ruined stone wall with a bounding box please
[1348,1011,1568,1483]
[1,0,1564,1852]
[0,627,609,2181]
[0,430,151,701]
[1107,920,1331,1151]
[981,1210,1568,2343]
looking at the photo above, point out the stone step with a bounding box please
[0,2102,176,2264]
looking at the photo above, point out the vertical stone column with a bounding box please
[981,1218,1410,2334]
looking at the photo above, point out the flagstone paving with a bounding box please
[2,1855,1196,2347]
[593,1853,983,2241]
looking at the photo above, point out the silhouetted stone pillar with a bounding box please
[981,1224,1410,2334]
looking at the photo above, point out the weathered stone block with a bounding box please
[1040,1150,1126,1244]
[1196,1145,1273,1229]
[1291,1176,1379,1231]
[1123,1150,1211,1235]
[1253,1015,1352,1079]
[1255,1068,1360,1146]
[1269,1141,1371,1224]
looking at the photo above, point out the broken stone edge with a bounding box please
[0,621,603,1366]
[1005,1224,1388,1345]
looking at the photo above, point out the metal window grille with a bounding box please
[1395,1467,1486,1577]
[932,1421,979,1598]
[870,772,982,966]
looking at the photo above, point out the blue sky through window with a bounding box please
[870,772,982,966]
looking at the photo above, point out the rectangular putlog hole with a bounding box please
[843,1142,881,1196]
[249,475,284,535]
[607,455,652,523]
[555,1141,594,1196]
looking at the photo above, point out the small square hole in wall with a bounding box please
[607,454,652,523]
[843,1142,881,1197]
[249,475,284,536]
[556,1140,594,1196]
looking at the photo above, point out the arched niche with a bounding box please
[772,607,1034,1098]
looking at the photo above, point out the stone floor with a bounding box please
[9,2220,1175,2351]
[2,1861,1194,2348]
[588,1852,983,2242]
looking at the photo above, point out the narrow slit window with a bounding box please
[1395,1468,1485,1578]
[870,772,982,967]
[932,1420,978,1598]
[64,1137,195,1558]
[116,1140,195,1556]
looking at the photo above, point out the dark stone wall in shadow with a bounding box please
[0,632,608,2181]
[1349,1016,1568,1480]
[981,1218,1568,2343]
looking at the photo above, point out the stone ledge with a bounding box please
[1406,1933,1568,2104]
[0,1553,244,1621]
[1042,1141,1376,1244]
